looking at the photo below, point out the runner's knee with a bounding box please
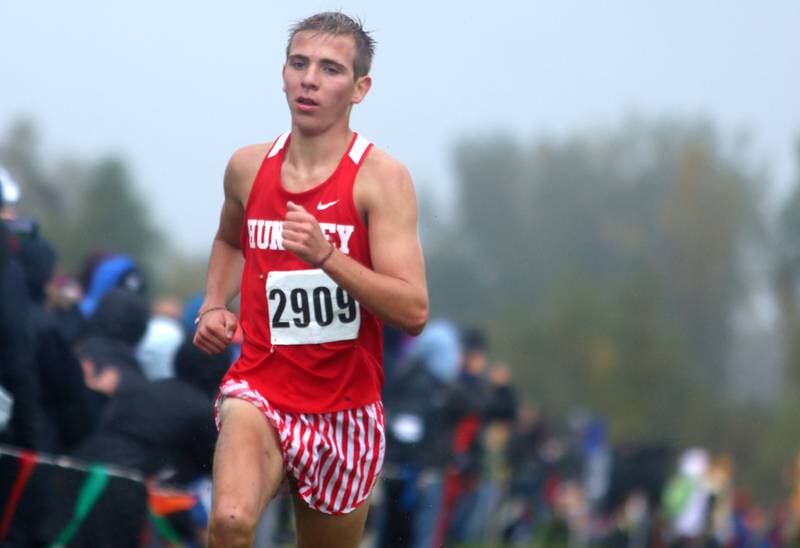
[209,500,259,547]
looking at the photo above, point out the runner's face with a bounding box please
[283,31,371,134]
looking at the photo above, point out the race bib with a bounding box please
[266,269,361,345]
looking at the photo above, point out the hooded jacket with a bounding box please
[17,238,93,451]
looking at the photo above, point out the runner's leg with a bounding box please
[208,398,286,547]
[292,490,372,548]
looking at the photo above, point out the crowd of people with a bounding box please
[0,172,230,546]
[375,322,800,548]
[4,171,800,547]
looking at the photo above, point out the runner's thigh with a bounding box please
[292,489,371,548]
[212,398,286,522]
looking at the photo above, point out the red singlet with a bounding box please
[221,132,384,414]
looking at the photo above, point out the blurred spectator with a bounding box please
[469,362,519,543]
[581,416,611,515]
[779,452,800,544]
[382,323,412,391]
[79,253,145,318]
[379,319,462,548]
[16,237,93,452]
[503,403,549,543]
[75,288,150,426]
[706,454,735,545]
[46,270,83,321]
[55,252,146,344]
[77,250,114,296]
[436,327,494,546]
[136,297,185,380]
[485,362,518,422]
[662,447,711,546]
[0,218,40,450]
[48,272,83,306]
[72,339,226,480]
[35,341,229,547]
[600,441,671,546]
[0,218,46,547]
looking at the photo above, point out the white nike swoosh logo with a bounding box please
[317,200,339,211]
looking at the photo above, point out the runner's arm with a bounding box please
[194,149,255,354]
[200,154,247,313]
[284,155,428,335]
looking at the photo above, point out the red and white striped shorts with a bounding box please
[215,379,386,515]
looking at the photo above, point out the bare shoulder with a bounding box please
[357,146,416,208]
[224,142,273,203]
[361,146,412,185]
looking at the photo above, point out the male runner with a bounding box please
[193,12,429,548]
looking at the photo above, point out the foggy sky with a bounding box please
[1,0,798,254]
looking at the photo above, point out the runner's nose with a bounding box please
[301,66,320,90]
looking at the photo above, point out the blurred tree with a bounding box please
[776,137,800,391]
[657,135,760,383]
[492,267,697,442]
[429,117,766,441]
[155,252,209,301]
[0,118,166,287]
[66,157,163,271]
[0,119,62,219]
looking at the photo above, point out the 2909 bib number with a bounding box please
[266,269,361,345]
[269,286,357,328]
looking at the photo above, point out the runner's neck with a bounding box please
[285,127,354,175]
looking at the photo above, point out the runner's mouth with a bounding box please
[296,97,319,106]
